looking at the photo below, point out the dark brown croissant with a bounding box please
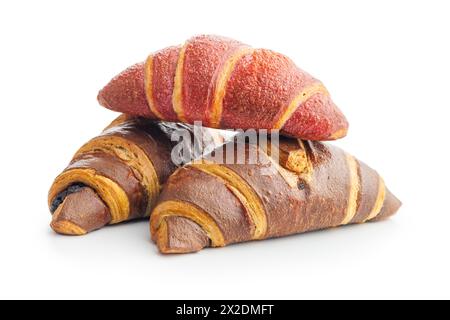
[150,137,401,253]
[48,115,224,235]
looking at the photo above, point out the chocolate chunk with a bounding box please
[50,183,86,213]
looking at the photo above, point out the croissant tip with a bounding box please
[387,189,402,214]
[50,220,87,236]
[372,188,402,222]
[49,187,111,235]
[154,216,209,254]
[97,62,151,117]
[328,127,348,140]
[97,90,110,110]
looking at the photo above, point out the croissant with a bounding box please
[98,35,348,141]
[150,137,401,253]
[48,115,224,235]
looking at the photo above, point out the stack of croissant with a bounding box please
[49,35,401,254]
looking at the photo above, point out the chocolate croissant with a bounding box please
[98,35,348,141]
[48,115,224,235]
[150,137,401,253]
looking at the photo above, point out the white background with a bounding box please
[0,0,449,300]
